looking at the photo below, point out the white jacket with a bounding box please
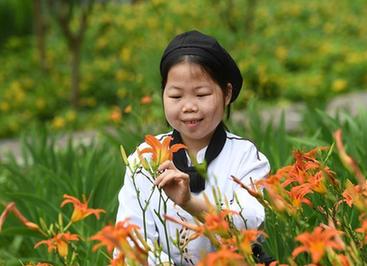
[116,131,270,265]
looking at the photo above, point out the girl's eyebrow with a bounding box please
[166,85,211,91]
[195,86,211,90]
[166,86,183,91]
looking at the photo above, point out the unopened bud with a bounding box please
[25,222,40,231]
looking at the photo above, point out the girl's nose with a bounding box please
[182,100,198,113]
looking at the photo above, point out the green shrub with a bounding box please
[0,0,366,138]
[0,125,125,265]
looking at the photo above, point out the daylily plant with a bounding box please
[138,134,186,174]
[61,194,105,223]
[1,130,367,265]
[91,218,149,266]
[291,224,345,263]
[0,194,106,265]
[34,232,79,258]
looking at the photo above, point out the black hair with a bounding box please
[160,54,232,119]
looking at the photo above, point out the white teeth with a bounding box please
[183,119,201,125]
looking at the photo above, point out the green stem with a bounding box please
[63,220,73,232]
[162,195,172,262]
[132,170,149,241]
[154,189,172,263]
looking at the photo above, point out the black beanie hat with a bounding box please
[160,30,243,103]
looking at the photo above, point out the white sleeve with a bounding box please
[231,144,270,229]
[115,155,172,265]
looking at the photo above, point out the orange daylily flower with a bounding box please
[255,147,337,216]
[197,246,245,266]
[268,262,289,266]
[334,129,365,184]
[341,187,353,208]
[140,95,152,105]
[288,184,313,208]
[258,170,284,186]
[218,235,237,249]
[255,170,300,215]
[25,263,53,266]
[34,232,79,257]
[124,105,132,113]
[309,171,328,194]
[0,202,40,232]
[110,106,122,122]
[231,175,268,207]
[266,190,291,213]
[292,225,345,263]
[356,217,367,244]
[91,219,148,266]
[110,253,125,266]
[204,209,238,236]
[336,254,351,266]
[239,229,264,255]
[256,174,296,214]
[91,219,140,253]
[61,194,105,223]
[164,214,204,241]
[278,147,334,192]
[341,180,367,210]
[165,208,238,245]
[138,135,186,172]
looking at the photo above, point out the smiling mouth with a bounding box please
[184,119,203,125]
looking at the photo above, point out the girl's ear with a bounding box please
[225,83,233,106]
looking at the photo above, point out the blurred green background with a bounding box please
[0,0,366,139]
[0,0,367,265]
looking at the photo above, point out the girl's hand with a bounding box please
[154,160,191,206]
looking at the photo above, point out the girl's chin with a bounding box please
[180,130,213,143]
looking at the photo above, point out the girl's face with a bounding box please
[163,61,232,152]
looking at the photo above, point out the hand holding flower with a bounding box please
[154,160,191,206]
[155,160,213,220]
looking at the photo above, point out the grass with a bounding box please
[0,126,124,265]
[0,102,366,264]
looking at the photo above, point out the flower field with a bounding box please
[0,0,366,138]
[1,105,366,265]
[1,0,367,264]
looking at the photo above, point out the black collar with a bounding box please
[170,122,227,193]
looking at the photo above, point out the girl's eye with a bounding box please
[197,94,210,97]
[169,95,181,99]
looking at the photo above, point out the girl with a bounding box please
[116,30,271,265]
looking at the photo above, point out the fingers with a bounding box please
[154,160,188,188]
[154,169,188,188]
[155,160,176,181]
[157,160,176,173]
[155,172,183,188]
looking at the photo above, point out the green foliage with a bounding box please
[240,102,367,264]
[1,103,366,264]
[0,125,126,265]
[0,0,33,46]
[0,0,366,138]
[227,101,367,264]
[0,1,365,263]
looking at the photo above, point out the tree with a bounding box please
[130,0,145,4]
[209,0,258,36]
[243,0,257,36]
[47,0,96,109]
[33,0,48,71]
